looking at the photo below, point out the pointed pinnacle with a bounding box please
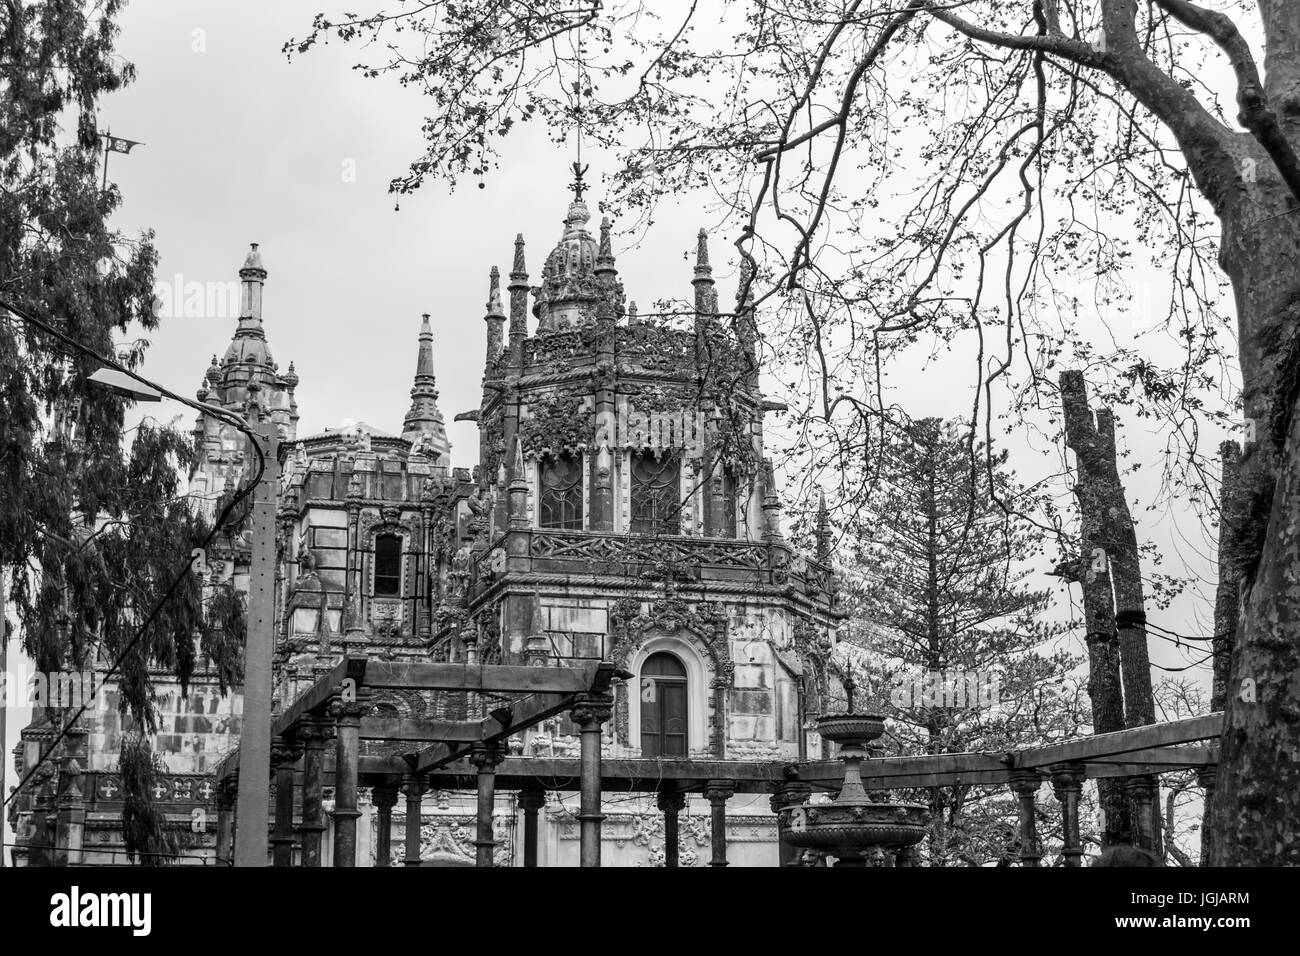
[510,233,528,280]
[695,229,712,274]
[487,267,505,317]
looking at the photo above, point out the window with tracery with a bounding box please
[539,453,584,530]
[631,451,680,534]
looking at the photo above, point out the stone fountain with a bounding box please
[779,683,929,866]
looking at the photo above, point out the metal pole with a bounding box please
[1,574,7,868]
[233,410,279,867]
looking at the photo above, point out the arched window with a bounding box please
[374,534,402,596]
[539,453,584,529]
[640,652,688,758]
[631,451,680,534]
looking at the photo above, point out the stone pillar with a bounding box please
[299,719,329,868]
[570,694,613,867]
[215,776,237,866]
[270,736,302,867]
[1127,774,1160,855]
[470,744,505,867]
[403,772,426,867]
[769,779,813,867]
[519,789,547,868]
[704,780,734,867]
[1050,763,1086,867]
[657,790,686,868]
[1008,770,1044,867]
[1197,766,1217,866]
[329,700,364,867]
[372,781,399,867]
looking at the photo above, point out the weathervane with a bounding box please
[570,160,590,201]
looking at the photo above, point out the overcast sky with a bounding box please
[5,0,1230,860]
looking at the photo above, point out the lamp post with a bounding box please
[87,367,279,867]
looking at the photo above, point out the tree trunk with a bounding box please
[1203,442,1242,865]
[1060,371,1134,847]
[1210,186,1300,865]
[1211,386,1300,865]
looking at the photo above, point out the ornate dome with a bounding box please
[538,200,601,327]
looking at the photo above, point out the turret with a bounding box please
[693,229,717,317]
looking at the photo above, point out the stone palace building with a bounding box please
[10,184,845,866]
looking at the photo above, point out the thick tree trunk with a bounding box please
[1212,387,1300,865]
[1210,187,1300,865]
[1059,371,1133,847]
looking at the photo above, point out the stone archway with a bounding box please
[610,594,732,757]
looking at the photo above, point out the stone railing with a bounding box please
[471,529,836,608]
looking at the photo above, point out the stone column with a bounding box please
[704,780,734,867]
[329,700,364,867]
[570,694,613,868]
[1050,763,1086,867]
[403,772,426,867]
[1127,774,1160,855]
[215,776,237,866]
[299,719,329,867]
[1008,770,1044,867]
[1197,766,1217,866]
[657,790,686,868]
[769,779,813,867]
[372,781,399,867]
[470,744,506,867]
[270,736,302,867]
[519,789,547,868]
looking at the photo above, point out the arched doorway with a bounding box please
[640,652,688,758]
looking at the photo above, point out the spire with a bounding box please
[484,266,505,364]
[594,215,626,318]
[402,313,450,459]
[693,229,717,315]
[627,300,639,326]
[508,233,529,346]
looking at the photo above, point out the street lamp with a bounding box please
[91,367,280,867]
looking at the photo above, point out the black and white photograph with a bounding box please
[0,0,1294,935]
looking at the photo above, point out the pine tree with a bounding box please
[842,418,1083,866]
